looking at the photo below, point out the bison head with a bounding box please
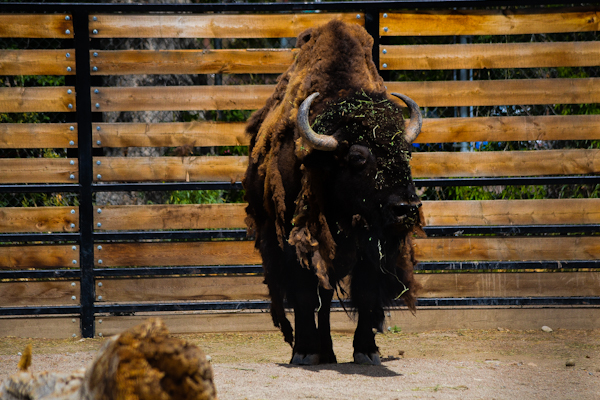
[296,90,423,236]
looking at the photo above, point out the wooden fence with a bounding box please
[1,1,599,338]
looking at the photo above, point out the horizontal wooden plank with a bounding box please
[92,149,599,182]
[417,114,600,144]
[0,158,78,184]
[93,272,600,303]
[411,149,600,178]
[0,207,78,233]
[0,280,79,307]
[96,203,246,231]
[89,13,363,38]
[0,87,76,113]
[92,78,600,112]
[424,198,600,227]
[0,123,77,149]
[95,241,260,267]
[415,236,600,262]
[95,236,600,267]
[0,14,73,38]
[380,7,600,36]
[96,276,268,303]
[381,41,600,70]
[91,85,273,112]
[0,245,79,270]
[0,49,76,75]
[93,121,247,148]
[91,49,296,75]
[386,78,600,108]
[95,198,600,232]
[93,156,246,182]
[91,115,600,148]
[92,307,600,337]
[0,316,80,339]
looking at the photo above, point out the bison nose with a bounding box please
[390,202,421,219]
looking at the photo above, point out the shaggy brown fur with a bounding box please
[243,20,423,355]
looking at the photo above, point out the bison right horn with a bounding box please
[297,92,339,151]
[391,93,422,144]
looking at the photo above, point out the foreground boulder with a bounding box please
[0,318,217,400]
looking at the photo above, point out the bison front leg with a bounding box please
[351,272,385,365]
[317,287,337,363]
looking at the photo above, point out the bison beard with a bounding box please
[243,20,425,365]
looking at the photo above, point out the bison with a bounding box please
[243,20,425,365]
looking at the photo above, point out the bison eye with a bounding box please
[347,145,370,169]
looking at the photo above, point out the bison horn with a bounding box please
[297,92,338,151]
[391,93,422,144]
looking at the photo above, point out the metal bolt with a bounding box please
[98,295,103,301]
[70,223,76,228]
[72,333,77,338]
[65,29,71,35]
[68,104,73,109]
[97,208,102,214]
[97,174,102,180]
[382,49,387,54]
[70,174,75,180]
[383,13,388,18]
[92,29,98,34]
[383,63,388,68]
[67,89,72,94]
[95,103,100,108]
[94,89,99,95]
[71,282,76,286]
[66,53,71,58]
[70,126,75,131]
[71,296,76,300]
[96,126,101,131]
[69,140,75,146]
[93,16,98,21]
[96,160,101,165]
[98,282,103,287]
[72,318,76,323]
[99,319,103,324]
[98,333,103,337]
[96,140,102,145]
[93,52,98,57]
[383,27,389,33]
[356,14,361,19]
[97,222,102,227]
[72,246,77,250]
[72,260,77,264]
[70,160,75,165]
[67,67,72,72]
[71,209,75,214]
[65,16,71,21]
[98,259,103,264]
[97,245,102,250]
[92,66,98,72]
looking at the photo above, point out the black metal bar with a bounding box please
[93,229,248,241]
[0,306,81,316]
[0,269,81,279]
[0,184,80,193]
[414,176,600,187]
[92,182,243,192]
[94,265,263,277]
[2,1,595,13]
[73,10,95,338]
[424,224,600,236]
[412,297,600,307]
[0,233,80,242]
[415,260,600,271]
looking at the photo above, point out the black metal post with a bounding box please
[364,7,381,77]
[73,10,96,338]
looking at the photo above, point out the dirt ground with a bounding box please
[1,327,599,399]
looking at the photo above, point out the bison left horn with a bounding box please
[391,93,423,144]
[297,92,339,151]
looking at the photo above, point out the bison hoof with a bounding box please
[353,352,382,366]
[291,353,320,365]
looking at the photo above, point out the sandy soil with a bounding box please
[1,328,599,399]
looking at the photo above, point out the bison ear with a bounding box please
[297,28,313,48]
